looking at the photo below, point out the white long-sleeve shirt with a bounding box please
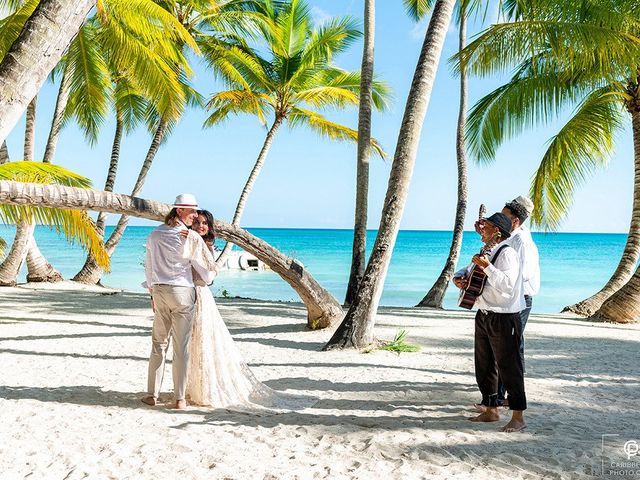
[144,224,215,288]
[455,242,525,313]
[505,225,540,296]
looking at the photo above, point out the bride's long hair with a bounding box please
[196,209,216,244]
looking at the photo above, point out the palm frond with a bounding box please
[402,0,435,22]
[530,86,625,230]
[0,162,110,269]
[204,89,272,126]
[0,0,38,60]
[289,107,386,159]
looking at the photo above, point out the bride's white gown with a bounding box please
[183,234,314,410]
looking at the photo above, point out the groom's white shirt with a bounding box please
[145,224,215,288]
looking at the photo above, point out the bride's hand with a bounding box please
[179,229,189,239]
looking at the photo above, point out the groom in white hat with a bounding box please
[142,193,215,409]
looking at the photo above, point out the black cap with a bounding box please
[484,212,512,239]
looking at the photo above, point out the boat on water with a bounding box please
[214,249,269,271]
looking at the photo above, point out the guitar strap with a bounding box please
[490,244,509,265]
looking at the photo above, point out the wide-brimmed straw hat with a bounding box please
[172,193,199,209]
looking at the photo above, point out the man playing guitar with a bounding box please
[453,212,528,433]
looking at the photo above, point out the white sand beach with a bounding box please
[1,284,639,479]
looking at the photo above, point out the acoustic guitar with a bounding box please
[457,204,499,309]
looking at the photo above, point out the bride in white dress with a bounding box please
[184,210,314,411]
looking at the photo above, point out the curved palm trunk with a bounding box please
[344,0,375,307]
[216,116,284,269]
[0,222,34,286]
[73,112,124,284]
[0,97,42,284]
[417,6,468,308]
[73,119,167,284]
[563,108,640,316]
[0,142,9,164]
[0,180,343,328]
[324,0,456,350]
[592,267,640,323]
[0,0,95,144]
[42,67,72,164]
[25,70,73,283]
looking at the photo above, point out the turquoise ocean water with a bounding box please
[0,225,625,313]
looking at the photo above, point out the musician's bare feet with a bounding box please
[501,411,526,432]
[473,403,487,413]
[141,396,157,406]
[174,399,187,410]
[470,407,500,422]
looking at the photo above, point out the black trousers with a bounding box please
[498,295,533,401]
[475,309,527,411]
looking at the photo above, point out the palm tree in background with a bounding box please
[325,0,457,350]
[203,0,390,269]
[0,0,197,285]
[458,0,640,321]
[0,162,109,285]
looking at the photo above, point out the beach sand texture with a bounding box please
[1,284,639,479]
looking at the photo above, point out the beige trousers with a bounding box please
[147,285,196,401]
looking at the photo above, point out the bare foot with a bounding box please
[470,409,500,422]
[141,396,157,406]
[501,418,527,432]
[473,403,487,413]
[174,399,187,410]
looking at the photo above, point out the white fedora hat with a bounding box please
[172,193,199,209]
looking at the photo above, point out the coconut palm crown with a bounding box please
[457,0,640,229]
[202,0,390,154]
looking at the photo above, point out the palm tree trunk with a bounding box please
[73,118,166,284]
[417,5,468,308]
[215,116,284,269]
[324,0,456,350]
[592,268,640,323]
[0,222,34,286]
[24,97,37,161]
[0,142,9,164]
[73,112,124,284]
[344,0,375,307]
[42,67,72,164]
[26,67,73,281]
[563,108,640,316]
[0,180,343,328]
[0,96,42,285]
[0,0,95,144]
[25,243,63,282]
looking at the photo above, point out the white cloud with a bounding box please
[310,6,332,27]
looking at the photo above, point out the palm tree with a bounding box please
[202,0,390,269]
[0,0,95,144]
[0,179,343,327]
[457,0,640,318]
[324,0,456,350]
[0,162,109,285]
[344,0,377,307]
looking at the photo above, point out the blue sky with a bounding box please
[3,1,633,233]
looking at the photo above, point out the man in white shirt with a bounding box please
[502,195,540,359]
[142,194,215,409]
[453,212,527,432]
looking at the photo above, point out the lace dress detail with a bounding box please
[184,234,315,411]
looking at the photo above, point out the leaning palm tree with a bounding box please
[0,162,109,285]
[325,0,456,350]
[457,0,640,318]
[202,0,390,269]
[0,0,95,144]
[0,179,342,328]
